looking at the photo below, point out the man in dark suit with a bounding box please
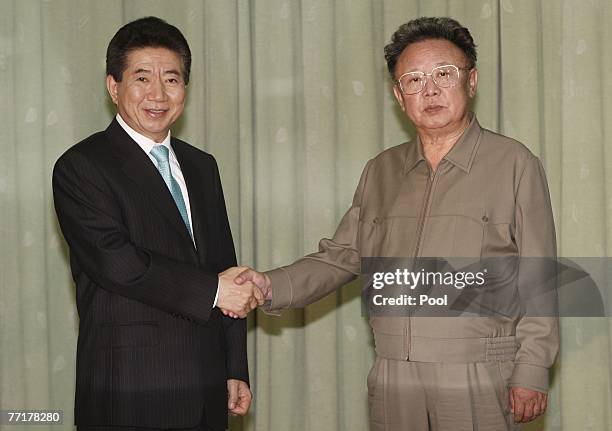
[52,17,262,431]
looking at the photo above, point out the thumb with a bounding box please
[234,268,252,285]
[228,381,238,410]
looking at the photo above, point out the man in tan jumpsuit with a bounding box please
[228,17,558,431]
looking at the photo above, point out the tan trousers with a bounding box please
[367,358,521,431]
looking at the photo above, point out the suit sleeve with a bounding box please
[509,156,559,393]
[264,160,373,313]
[209,159,249,385]
[52,149,218,324]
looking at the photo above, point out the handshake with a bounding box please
[216,267,272,318]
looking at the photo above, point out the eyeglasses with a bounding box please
[394,64,472,95]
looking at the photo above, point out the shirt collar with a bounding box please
[115,114,172,154]
[403,113,482,174]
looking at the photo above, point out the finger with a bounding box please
[532,398,541,417]
[220,306,239,319]
[509,388,515,413]
[534,392,546,417]
[240,269,269,292]
[540,393,548,414]
[231,403,248,415]
[262,274,272,299]
[230,398,248,416]
[253,286,265,305]
[227,381,238,410]
[231,386,252,416]
[512,393,525,423]
[522,400,535,422]
[225,309,238,318]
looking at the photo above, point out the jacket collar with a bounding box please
[403,113,482,174]
[171,140,208,262]
[104,118,196,251]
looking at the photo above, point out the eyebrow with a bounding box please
[132,68,181,76]
[132,68,182,78]
[402,62,454,73]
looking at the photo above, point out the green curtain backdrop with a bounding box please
[1,0,611,430]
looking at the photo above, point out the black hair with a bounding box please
[384,17,477,77]
[106,16,192,85]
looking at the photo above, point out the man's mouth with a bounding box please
[144,108,168,118]
[424,105,444,113]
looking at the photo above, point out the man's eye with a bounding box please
[137,77,147,82]
[411,77,421,83]
[167,78,178,84]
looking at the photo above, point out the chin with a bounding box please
[142,121,170,132]
[418,119,451,130]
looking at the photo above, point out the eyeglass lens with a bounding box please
[400,65,460,95]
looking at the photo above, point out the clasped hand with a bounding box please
[217,266,271,318]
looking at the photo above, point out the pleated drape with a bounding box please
[1,1,610,430]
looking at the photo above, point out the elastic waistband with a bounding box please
[374,333,518,363]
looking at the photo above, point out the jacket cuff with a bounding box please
[509,363,550,393]
[226,365,249,386]
[261,268,293,315]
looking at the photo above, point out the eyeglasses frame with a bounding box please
[394,64,474,95]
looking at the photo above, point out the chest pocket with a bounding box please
[425,204,514,258]
[420,203,485,258]
[359,216,420,257]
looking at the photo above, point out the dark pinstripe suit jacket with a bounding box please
[52,119,247,429]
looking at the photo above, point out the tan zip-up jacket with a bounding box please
[266,115,559,393]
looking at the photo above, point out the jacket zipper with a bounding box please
[414,168,436,257]
[406,166,437,361]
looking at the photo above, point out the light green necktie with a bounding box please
[150,145,193,237]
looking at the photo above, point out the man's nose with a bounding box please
[148,78,167,101]
[422,74,439,96]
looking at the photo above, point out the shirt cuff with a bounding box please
[509,363,550,393]
[212,278,220,308]
[260,268,293,316]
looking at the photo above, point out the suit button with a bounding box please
[373,217,381,224]
[482,215,489,222]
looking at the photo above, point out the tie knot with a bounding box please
[150,145,170,164]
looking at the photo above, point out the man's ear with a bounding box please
[106,75,119,105]
[468,68,478,98]
[393,84,405,111]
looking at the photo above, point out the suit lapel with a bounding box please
[104,119,195,249]
[172,140,208,263]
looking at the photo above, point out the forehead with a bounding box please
[125,47,183,71]
[395,39,467,75]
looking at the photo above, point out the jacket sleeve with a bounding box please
[52,149,219,324]
[264,160,373,313]
[210,159,249,385]
[509,155,559,393]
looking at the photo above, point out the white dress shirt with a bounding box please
[116,114,194,234]
[116,114,220,307]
